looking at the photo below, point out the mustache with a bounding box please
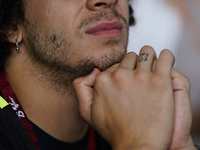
[78,9,128,30]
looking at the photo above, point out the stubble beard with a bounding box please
[23,9,129,93]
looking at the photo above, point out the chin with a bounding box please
[92,50,126,71]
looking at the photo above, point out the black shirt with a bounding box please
[31,121,89,150]
[0,97,111,150]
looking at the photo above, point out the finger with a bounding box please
[171,68,190,93]
[170,68,192,145]
[152,59,158,72]
[118,52,138,70]
[73,68,101,123]
[105,63,120,73]
[155,50,175,76]
[136,46,157,72]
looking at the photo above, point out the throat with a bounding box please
[4,45,88,143]
[30,115,89,143]
[23,90,89,143]
[30,120,90,148]
[5,68,88,143]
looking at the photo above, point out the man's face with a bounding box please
[22,0,130,87]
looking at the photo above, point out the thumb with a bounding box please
[171,68,192,141]
[73,68,101,123]
[171,68,190,93]
[171,68,191,125]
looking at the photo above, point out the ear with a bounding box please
[7,27,23,44]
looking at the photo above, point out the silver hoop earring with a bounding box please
[16,40,20,52]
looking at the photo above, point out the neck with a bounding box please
[5,50,88,143]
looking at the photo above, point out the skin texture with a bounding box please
[74,47,175,150]
[4,0,196,149]
[6,0,130,143]
[73,46,197,150]
[21,0,129,89]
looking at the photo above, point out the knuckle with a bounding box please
[140,45,156,55]
[95,72,109,87]
[135,71,150,81]
[161,49,173,55]
[126,51,137,57]
[141,45,154,50]
[160,49,175,60]
[150,74,169,87]
[112,68,129,81]
[72,78,81,87]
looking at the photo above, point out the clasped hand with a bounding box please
[73,46,196,150]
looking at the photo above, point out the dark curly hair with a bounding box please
[0,0,135,72]
[0,0,24,71]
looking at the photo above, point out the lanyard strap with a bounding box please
[0,71,96,150]
[0,71,40,150]
[88,128,96,150]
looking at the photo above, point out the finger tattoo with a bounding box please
[138,53,149,62]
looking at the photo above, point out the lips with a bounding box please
[86,21,123,37]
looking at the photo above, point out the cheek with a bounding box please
[24,1,50,25]
[25,1,75,31]
[119,1,130,22]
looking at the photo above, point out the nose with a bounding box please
[86,0,118,11]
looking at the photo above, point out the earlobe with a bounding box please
[7,29,23,44]
[7,28,23,52]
